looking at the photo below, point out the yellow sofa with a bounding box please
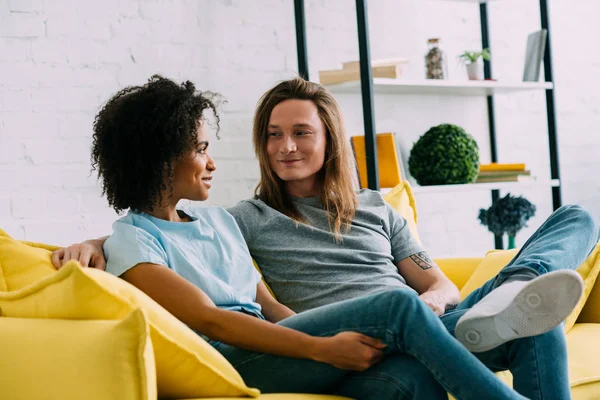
[1,181,600,400]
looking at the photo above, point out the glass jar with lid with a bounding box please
[425,38,448,80]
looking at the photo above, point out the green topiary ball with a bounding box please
[408,124,480,186]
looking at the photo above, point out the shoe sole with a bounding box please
[455,270,583,353]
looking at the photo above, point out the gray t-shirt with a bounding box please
[227,189,424,312]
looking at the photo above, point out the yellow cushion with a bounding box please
[450,323,600,400]
[0,261,260,399]
[460,242,600,332]
[458,249,518,299]
[0,309,156,400]
[180,396,352,400]
[383,181,421,244]
[565,324,600,389]
[435,257,484,291]
[0,234,58,292]
[578,272,600,324]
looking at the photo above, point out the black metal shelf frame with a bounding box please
[293,0,562,249]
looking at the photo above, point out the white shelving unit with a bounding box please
[380,179,560,196]
[325,79,552,97]
[441,0,494,3]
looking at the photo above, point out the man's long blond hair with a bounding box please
[253,77,358,238]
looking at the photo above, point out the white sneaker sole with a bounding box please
[455,270,584,353]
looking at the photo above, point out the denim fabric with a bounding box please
[214,289,525,400]
[441,205,600,400]
[213,205,598,400]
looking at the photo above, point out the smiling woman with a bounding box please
[170,127,216,205]
[91,75,221,217]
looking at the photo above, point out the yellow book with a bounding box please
[476,176,533,183]
[351,133,402,189]
[479,163,526,172]
[478,170,531,177]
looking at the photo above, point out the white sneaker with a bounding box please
[455,270,584,353]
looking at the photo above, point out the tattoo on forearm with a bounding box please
[410,252,436,270]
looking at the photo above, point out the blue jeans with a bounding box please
[214,205,598,400]
[440,205,600,400]
[213,288,525,400]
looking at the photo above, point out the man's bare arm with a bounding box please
[396,252,460,316]
[256,281,296,322]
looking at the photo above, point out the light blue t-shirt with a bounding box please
[103,207,263,317]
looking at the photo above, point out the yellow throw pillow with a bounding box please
[0,261,260,399]
[459,249,518,299]
[565,242,600,330]
[460,242,600,333]
[0,309,156,400]
[0,234,58,292]
[383,181,421,244]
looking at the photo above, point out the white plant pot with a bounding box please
[466,62,483,80]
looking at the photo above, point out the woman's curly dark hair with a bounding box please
[92,74,221,213]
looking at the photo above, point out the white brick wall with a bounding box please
[0,0,599,258]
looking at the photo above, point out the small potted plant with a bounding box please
[459,48,490,80]
[478,193,536,249]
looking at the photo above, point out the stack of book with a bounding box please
[319,58,408,85]
[476,163,532,183]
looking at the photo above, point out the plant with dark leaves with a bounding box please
[408,124,480,186]
[478,193,536,237]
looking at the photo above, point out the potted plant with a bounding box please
[478,193,536,249]
[459,48,490,80]
[408,124,480,186]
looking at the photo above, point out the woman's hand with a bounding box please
[51,238,107,270]
[312,332,387,371]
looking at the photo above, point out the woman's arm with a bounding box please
[123,262,386,371]
[255,281,296,322]
[51,236,109,270]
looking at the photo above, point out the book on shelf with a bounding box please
[476,165,531,183]
[319,57,407,85]
[523,29,548,82]
[319,65,403,85]
[477,170,531,178]
[479,163,527,172]
[342,57,409,71]
[475,175,534,183]
[351,132,402,189]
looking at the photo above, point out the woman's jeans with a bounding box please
[213,205,599,400]
[213,288,525,400]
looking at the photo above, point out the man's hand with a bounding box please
[51,238,107,270]
[419,290,450,316]
[396,252,461,316]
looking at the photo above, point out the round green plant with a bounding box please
[408,124,480,186]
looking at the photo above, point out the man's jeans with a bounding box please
[214,205,598,400]
[440,204,600,400]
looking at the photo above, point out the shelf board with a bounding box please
[380,179,560,195]
[324,79,553,96]
[438,0,495,3]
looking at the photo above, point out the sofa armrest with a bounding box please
[578,276,600,324]
[0,309,156,400]
[435,257,484,291]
